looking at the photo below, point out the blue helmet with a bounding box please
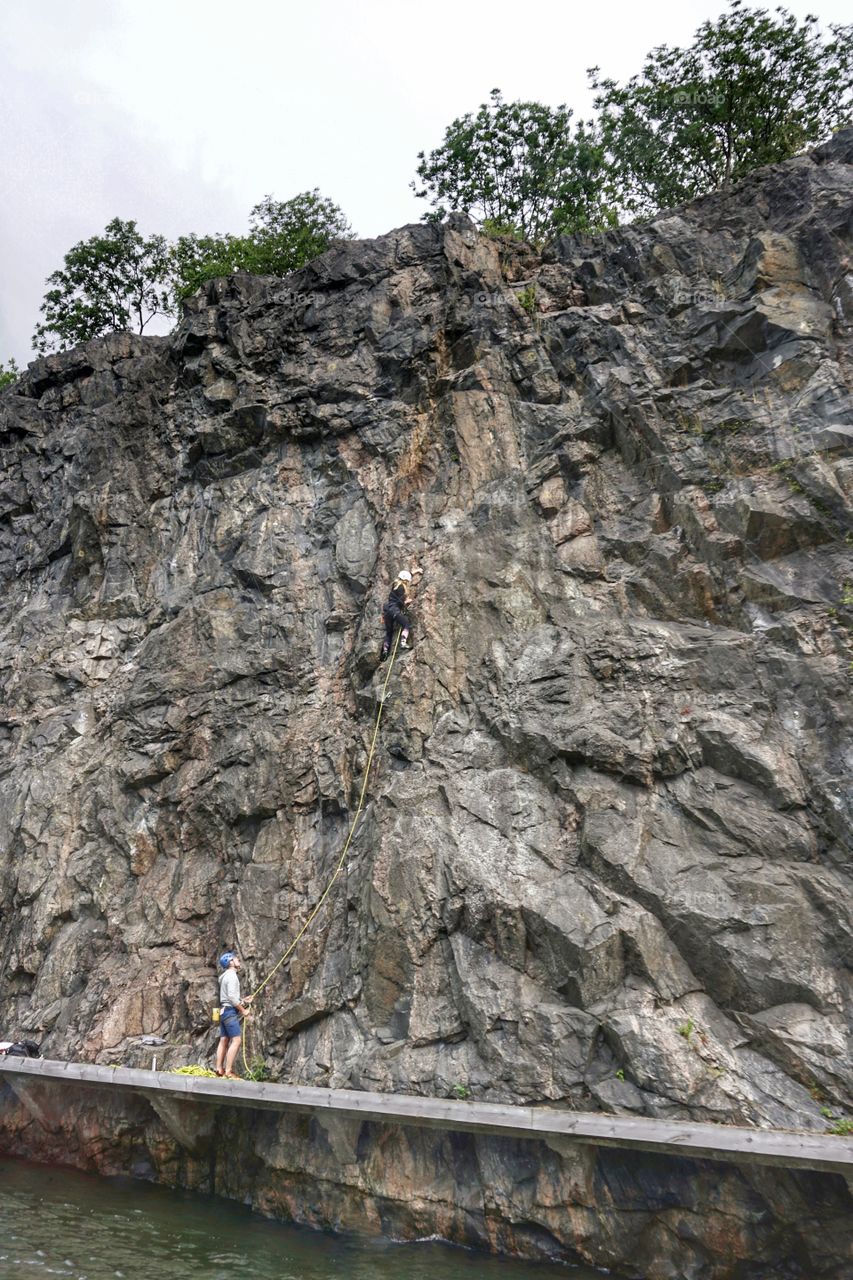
[219,951,236,969]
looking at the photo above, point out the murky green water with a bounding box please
[0,1157,607,1279]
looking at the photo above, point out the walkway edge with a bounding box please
[1,1057,850,1175]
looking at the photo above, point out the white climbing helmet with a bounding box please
[397,569,413,582]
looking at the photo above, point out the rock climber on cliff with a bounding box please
[379,569,415,662]
[215,952,252,1079]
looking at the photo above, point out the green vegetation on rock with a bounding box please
[33,218,171,354]
[0,358,20,390]
[413,88,616,243]
[31,193,353,356]
[170,191,353,305]
[590,0,853,217]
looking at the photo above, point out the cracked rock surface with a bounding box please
[0,131,852,1277]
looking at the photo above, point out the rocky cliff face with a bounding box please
[1,133,851,1145]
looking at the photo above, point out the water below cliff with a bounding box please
[0,1156,610,1279]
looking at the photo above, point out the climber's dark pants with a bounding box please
[382,603,411,652]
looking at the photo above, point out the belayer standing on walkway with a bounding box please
[215,952,252,1079]
[380,569,414,662]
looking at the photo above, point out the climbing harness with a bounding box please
[239,625,404,1073]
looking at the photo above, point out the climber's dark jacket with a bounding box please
[382,584,411,650]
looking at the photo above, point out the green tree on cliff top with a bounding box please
[34,193,353,354]
[0,359,20,390]
[170,190,354,305]
[33,218,172,354]
[590,0,853,217]
[413,88,616,243]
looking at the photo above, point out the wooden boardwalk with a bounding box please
[1,1056,851,1176]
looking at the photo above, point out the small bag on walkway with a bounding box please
[0,1040,41,1058]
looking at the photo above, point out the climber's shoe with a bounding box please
[378,646,389,663]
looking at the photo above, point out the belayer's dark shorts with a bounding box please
[219,1006,241,1038]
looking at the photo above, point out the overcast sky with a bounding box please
[2,0,850,365]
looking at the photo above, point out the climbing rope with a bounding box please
[239,626,403,1074]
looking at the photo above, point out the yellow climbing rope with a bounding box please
[239,627,403,1072]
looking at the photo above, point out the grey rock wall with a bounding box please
[1,132,851,1170]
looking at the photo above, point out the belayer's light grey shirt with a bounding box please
[219,968,241,1009]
